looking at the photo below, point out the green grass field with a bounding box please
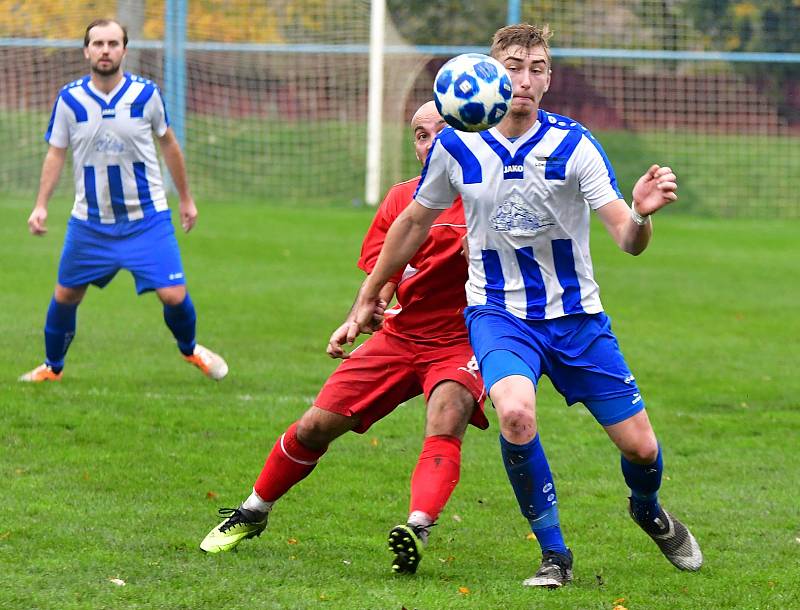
[1,196,798,609]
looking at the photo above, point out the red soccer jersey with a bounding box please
[358,176,469,345]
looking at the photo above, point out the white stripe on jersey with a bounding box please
[46,73,170,225]
[414,109,622,320]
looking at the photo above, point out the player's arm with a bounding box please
[28,145,67,236]
[596,164,677,255]
[347,201,442,341]
[157,128,197,233]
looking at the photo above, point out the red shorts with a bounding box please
[315,331,488,433]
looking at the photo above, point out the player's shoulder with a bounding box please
[125,72,162,88]
[59,75,90,94]
[540,109,591,135]
[388,175,421,193]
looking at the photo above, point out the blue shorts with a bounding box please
[464,305,644,426]
[58,211,186,294]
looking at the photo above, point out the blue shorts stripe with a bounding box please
[481,249,506,309]
[83,166,100,221]
[551,239,585,315]
[107,165,129,221]
[515,246,546,319]
[133,162,155,215]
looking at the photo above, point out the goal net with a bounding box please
[1,0,798,216]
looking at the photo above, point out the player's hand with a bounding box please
[632,164,678,217]
[179,197,198,233]
[460,234,470,262]
[327,321,354,359]
[28,206,48,236]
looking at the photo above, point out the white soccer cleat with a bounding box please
[183,344,228,380]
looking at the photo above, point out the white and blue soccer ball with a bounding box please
[433,53,513,132]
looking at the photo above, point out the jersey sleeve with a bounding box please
[357,186,404,285]
[413,136,458,210]
[148,87,170,137]
[574,133,624,210]
[44,95,70,148]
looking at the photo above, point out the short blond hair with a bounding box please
[490,23,553,65]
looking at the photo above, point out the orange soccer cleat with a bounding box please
[183,344,228,380]
[19,363,63,383]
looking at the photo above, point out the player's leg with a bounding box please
[125,213,227,379]
[201,332,420,554]
[489,368,572,587]
[465,306,572,587]
[155,285,227,380]
[20,283,87,382]
[554,312,702,571]
[390,380,477,574]
[601,411,703,571]
[200,406,358,554]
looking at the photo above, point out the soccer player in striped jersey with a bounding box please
[19,19,227,383]
[200,102,488,575]
[346,24,703,587]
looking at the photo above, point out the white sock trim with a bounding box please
[280,433,318,466]
[242,489,273,514]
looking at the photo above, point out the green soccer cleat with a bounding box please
[200,506,268,553]
[388,523,429,574]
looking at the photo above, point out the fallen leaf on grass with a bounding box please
[108,578,126,587]
[287,538,298,545]
[370,438,379,447]
[0,532,10,541]
[342,559,351,566]
[438,555,455,564]
[458,586,470,596]
[613,605,627,610]
[206,491,219,500]
[614,599,625,604]
[452,514,462,522]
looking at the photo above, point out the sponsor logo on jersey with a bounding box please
[94,131,125,154]
[490,193,555,237]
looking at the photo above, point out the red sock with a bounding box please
[409,435,462,521]
[253,422,327,502]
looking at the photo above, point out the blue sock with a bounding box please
[621,445,663,523]
[44,297,78,372]
[163,293,196,356]
[500,433,567,555]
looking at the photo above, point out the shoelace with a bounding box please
[216,507,249,533]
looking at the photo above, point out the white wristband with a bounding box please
[630,202,650,226]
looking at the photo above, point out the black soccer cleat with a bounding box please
[522,548,574,588]
[388,524,428,574]
[629,498,703,571]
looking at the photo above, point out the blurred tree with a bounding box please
[386,0,508,47]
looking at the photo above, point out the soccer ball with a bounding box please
[433,53,512,132]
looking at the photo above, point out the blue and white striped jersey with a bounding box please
[45,73,171,230]
[414,109,623,320]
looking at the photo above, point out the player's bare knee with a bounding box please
[156,285,187,307]
[623,437,659,464]
[54,284,86,305]
[498,406,538,444]
[426,382,474,437]
[296,407,356,450]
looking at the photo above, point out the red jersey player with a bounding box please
[200,101,487,576]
